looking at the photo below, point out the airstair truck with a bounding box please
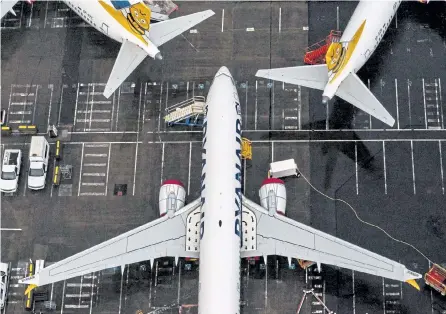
[28,136,50,190]
[0,149,22,193]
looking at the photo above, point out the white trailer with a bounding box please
[269,159,299,179]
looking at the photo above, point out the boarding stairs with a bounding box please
[295,289,335,314]
[304,30,342,65]
[164,96,206,126]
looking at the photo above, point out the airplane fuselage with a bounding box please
[323,0,401,99]
[198,67,242,313]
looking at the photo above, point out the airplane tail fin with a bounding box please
[335,73,395,127]
[103,40,148,98]
[148,10,215,47]
[255,65,328,91]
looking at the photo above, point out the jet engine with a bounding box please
[159,180,186,217]
[259,178,287,215]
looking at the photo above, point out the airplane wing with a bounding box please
[1,0,18,19]
[148,9,215,47]
[241,196,421,284]
[103,39,149,98]
[336,73,395,127]
[19,199,201,287]
[255,65,329,90]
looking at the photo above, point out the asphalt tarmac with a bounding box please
[1,1,445,314]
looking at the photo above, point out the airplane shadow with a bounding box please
[302,98,382,191]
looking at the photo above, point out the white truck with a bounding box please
[0,149,22,193]
[28,136,50,190]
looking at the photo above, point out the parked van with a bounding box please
[28,136,50,190]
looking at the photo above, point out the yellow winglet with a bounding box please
[24,284,37,295]
[405,279,420,291]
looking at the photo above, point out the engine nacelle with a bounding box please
[159,180,186,217]
[259,178,287,215]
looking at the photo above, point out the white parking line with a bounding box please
[115,87,121,131]
[158,83,163,132]
[78,143,85,196]
[188,142,192,195]
[439,78,444,129]
[271,141,274,162]
[440,141,444,194]
[394,79,400,129]
[255,80,258,130]
[279,8,281,33]
[336,6,340,30]
[105,144,111,196]
[47,84,54,131]
[244,81,248,127]
[422,78,428,129]
[160,142,165,185]
[272,83,275,129]
[383,141,387,194]
[118,266,124,314]
[61,280,66,314]
[133,83,143,196]
[355,142,358,195]
[407,79,412,127]
[90,272,94,314]
[352,270,356,314]
[411,140,416,195]
[221,9,224,32]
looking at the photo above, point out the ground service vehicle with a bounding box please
[0,262,10,310]
[425,264,446,296]
[28,136,50,190]
[0,149,22,193]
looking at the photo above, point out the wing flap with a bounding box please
[148,9,215,47]
[336,73,395,127]
[103,40,148,98]
[255,65,329,90]
[19,199,201,287]
[242,197,421,283]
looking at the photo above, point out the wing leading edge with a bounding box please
[241,196,421,284]
[19,199,201,287]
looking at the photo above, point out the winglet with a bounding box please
[24,284,37,295]
[405,279,420,291]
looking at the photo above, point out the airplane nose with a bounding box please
[155,53,163,60]
[215,66,232,77]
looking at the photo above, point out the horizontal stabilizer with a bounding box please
[255,65,328,90]
[335,73,395,127]
[1,0,18,19]
[149,9,215,47]
[103,40,148,98]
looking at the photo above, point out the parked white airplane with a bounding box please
[0,0,214,98]
[19,66,421,312]
[256,0,407,127]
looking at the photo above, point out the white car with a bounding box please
[0,262,9,310]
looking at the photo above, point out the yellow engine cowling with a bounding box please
[325,42,344,72]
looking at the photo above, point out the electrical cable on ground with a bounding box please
[295,164,433,265]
